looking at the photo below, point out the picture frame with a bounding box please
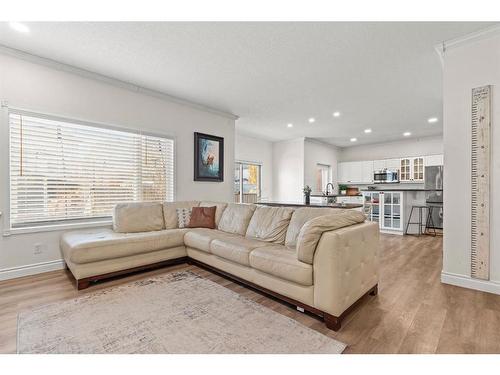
[194,132,224,182]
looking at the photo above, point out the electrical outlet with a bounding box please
[34,243,46,255]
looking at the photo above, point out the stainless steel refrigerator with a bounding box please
[425,166,443,229]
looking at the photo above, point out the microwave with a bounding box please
[373,169,399,184]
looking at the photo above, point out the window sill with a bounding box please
[3,220,113,236]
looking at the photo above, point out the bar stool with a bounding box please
[405,205,436,236]
[425,204,440,236]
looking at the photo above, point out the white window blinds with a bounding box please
[9,110,174,228]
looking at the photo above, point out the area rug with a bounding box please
[17,271,346,354]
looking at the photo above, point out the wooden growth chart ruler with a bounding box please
[471,85,491,280]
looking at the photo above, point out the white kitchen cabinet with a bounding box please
[337,161,363,183]
[339,154,440,185]
[361,160,374,183]
[373,158,399,172]
[424,154,444,166]
[400,158,411,181]
[310,196,325,205]
[373,159,386,171]
[380,191,404,231]
[362,191,404,234]
[400,156,424,183]
[412,157,424,182]
[362,191,380,224]
[385,158,401,170]
[336,195,363,204]
[337,163,347,183]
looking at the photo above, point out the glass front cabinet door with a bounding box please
[412,157,424,182]
[400,157,424,183]
[362,192,380,224]
[380,191,403,231]
[400,158,411,182]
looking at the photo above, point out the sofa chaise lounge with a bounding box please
[61,201,380,330]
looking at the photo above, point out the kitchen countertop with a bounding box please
[360,188,442,192]
[256,201,363,209]
[310,193,362,197]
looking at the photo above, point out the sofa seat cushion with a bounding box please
[183,228,238,253]
[61,228,188,264]
[210,237,270,266]
[249,246,313,286]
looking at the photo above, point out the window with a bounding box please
[315,163,331,193]
[8,110,174,228]
[234,162,261,203]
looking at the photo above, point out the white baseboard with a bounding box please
[0,259,66,281]
[441,271,500,295]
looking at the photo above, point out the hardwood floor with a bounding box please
[2,233,500,354]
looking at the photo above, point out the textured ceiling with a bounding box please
[0,22,495,147]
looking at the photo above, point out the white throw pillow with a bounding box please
[176,208,192,228]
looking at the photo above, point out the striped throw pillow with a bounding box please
[176,208,192,228]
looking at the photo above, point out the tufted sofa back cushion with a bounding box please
[245,206,295,244]
[285,207,345,247]
[296,210,366,264]
[113,202,165,233]
[199,201,228,227]
[163,201,200,229]
[218,203,257,235]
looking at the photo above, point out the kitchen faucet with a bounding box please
[325,182,334,196]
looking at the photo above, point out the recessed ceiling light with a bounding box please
[287,123,293,128]
[364,128,372,134]
[9,22,30,33]
[308,117,315,123]
[350,137,357,142]
[333,112,341,118]
[403,132,411,137]
[427,117,438,123]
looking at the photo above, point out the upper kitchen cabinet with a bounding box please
[338,161,373,183]
[338,161,362,183]
[385,158,401,170]
[373,159,386,171]
[424,154,444,166]
[361,160,374,183]
[373,158,400,171]
[338,154,443,185]
[400,156,424,182]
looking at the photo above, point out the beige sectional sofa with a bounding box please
[61,201,380,330]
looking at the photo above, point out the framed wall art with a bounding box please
[194,132,224,182]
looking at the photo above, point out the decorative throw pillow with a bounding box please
[176,208,192,228]
[187,206,216,229]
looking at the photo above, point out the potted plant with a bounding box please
[338,184,348,195]
[303,185,312,205]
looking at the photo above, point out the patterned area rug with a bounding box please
[17,271,346,353]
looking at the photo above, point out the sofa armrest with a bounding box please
[313,221,379,317]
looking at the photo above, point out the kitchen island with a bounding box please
[360,189,442,235]
[256,201,363,210]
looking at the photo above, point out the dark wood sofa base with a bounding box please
[73,257,188,290]
[189,258,378,331]
[70,256,378,331]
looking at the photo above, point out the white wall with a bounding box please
[0,53,235,278]
[339,135,443,162]
[235,133,273,201]
[272,138,305,202]
[304,139,340,194]
[442,32,500,293]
